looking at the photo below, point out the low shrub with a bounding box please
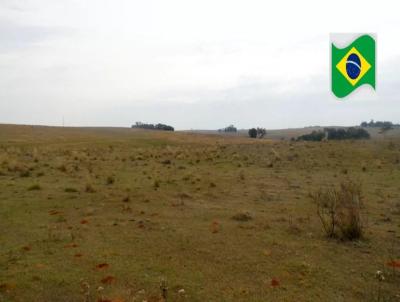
[311,181,365,240]
[248,128,257,138]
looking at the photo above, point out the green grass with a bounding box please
[0,125,399,301]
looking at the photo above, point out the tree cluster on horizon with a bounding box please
[132,122,174,131]
[248,127,267,138]
[297,127,370,141]
[218,125,237,133]
[360,120,399,129]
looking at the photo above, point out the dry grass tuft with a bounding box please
[28,184,41,191]
[7,161,26,173]
[85,183,96,193]
[57,164,67,172]
[161,159,171,165]
[232,212,252,221]
[19,169,31,177]
[106,175,115,185]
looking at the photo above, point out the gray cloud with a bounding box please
[0,20,74,53]
[0,1,30,12]
[1,59,399,130]
[55,64,399,130]
[0,0,398,129]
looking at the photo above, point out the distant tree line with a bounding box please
[296,130,326,141]
[297,127,370,141]
[132,122,174,131]
[218,125,237,133]
[325,127,370,140]
[248,127,267,138]
[360,120,399,129]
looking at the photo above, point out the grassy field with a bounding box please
[0,124,399,302]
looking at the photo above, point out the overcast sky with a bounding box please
[0,0,399,129]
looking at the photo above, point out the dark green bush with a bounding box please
[297,130,325,141]
[248,128,257,138]
[297,127,370,141]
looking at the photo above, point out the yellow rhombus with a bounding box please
[336,47,371,86]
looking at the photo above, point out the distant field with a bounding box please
[0,124,399,301]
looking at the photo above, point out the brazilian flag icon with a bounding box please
[331,34,376,98]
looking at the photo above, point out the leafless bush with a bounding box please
[311,181,365,240]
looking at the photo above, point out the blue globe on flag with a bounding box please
[346,53,361,79]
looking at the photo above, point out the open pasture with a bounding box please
[0,125,399,301]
